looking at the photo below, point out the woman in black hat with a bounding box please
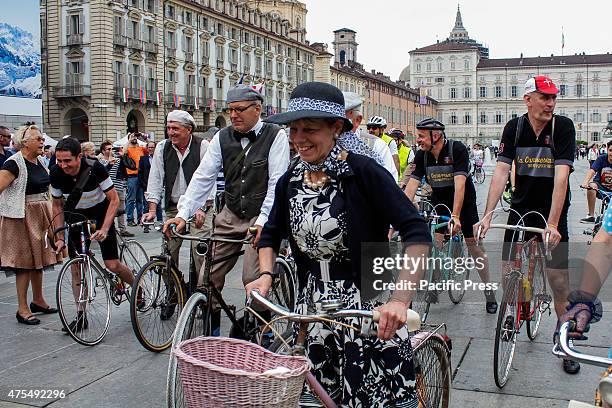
[246,82,430,406]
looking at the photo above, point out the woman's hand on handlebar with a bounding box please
[375,300,408,341]
[245,275,273,300]
[163,217,186,238]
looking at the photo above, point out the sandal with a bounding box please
[30,302,58,314]
[16,312,41,325]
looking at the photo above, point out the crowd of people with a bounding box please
[0,74,610,406]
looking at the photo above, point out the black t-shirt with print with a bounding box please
[2,159,50,194]
[498,114,575,211]
[411,139,477,209]
[50,158,114,220]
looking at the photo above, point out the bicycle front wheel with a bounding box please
[447,238,469,304]
[56,257,111,346]
[166,292,209,408]
[130,259,185,352]
[412,334,452,408]
[493,272,520,388]
[526,243,546,341]
[120,240,148,275]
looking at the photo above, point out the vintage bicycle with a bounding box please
[52,212,147,346]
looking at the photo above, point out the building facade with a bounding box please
[41,0,316,143]
[314,29,437,142]
[407,6,612,145]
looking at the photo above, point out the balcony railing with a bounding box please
[144,42,158,53]
[166,48,176,58]
[128,38,143,50]
[56,75,90,97]
[67,33,84,46]
[184,51,193,62]
[113,34,127,47]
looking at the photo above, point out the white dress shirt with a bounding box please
[177,120,289,226]
[357,130,398,180]
[146,136,212,206]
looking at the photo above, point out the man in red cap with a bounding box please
[478,76,579,374]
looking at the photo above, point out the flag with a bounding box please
[419,87,427,105]
[156,91,163,105]
[252,80,264,97]
[139,88,146,104]
[561,28,565,49]
[237,74,245,85]
[121,87,128,103]
[173,94,181,107]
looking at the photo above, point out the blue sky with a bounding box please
[0,0,40,38]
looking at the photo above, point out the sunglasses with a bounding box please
[367,126,380,130]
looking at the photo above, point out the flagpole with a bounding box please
[561,26,564,57]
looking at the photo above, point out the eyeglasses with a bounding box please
[366,126,380,130]
[226,103,257,115]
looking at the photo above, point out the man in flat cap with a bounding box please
[343,91,397,180]
[165,85,290,334]
[143,110,214,318]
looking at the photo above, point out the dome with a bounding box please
[399,65,411,82]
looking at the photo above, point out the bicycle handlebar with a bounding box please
[249,290,422,334]
[552,322,612,368]
[476,223,550,258]
[169,224,256,245]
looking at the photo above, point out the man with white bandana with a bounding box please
[164,85,289,334]
[143,109,213,319]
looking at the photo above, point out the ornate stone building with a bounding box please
[406,5,612,145]
[40,0,316,143]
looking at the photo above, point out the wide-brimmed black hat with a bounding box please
[265,82,353,132]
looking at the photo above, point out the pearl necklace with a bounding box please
[303,170,328,190]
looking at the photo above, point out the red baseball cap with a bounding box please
[524,75,559,96]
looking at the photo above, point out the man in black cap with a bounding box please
[165,85,289,333]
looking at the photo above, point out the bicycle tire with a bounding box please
[493,272,520,388]
[271,256,297,311]
[130,259,185,352]
[447,238,469,304]
[267,329,294,355]
[412,263,433,324]
[56,257,111,346]
[120,240,148,276]
[166,292,209,408]
[526,243,546,341]
[412,334,452,408]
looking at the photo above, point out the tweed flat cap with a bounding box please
[342,91,363,111]
[167,110,196,129]
[226,85,264,103]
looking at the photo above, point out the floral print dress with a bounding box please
[289,145,418,407]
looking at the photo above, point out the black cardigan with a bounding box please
[259,153,431,294]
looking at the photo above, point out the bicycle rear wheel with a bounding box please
[130,259,185,352]
[56,257,111,346]
[493,272,520,388]
[412,334,452,408]
[475,169,485,184]
[167,292,210,408]
[120,240,148,275]
[447,238,469,304]
[526,243,547,341]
